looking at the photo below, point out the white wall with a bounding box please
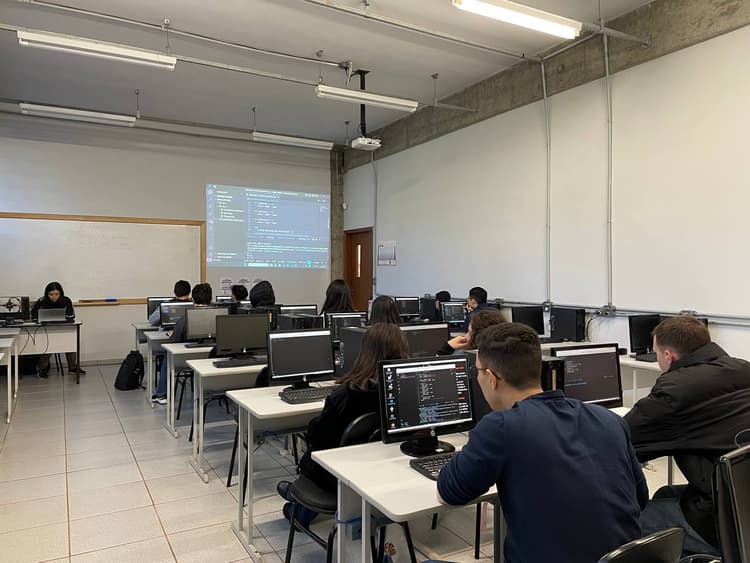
[343,25,750,354]
[0,115,331,361]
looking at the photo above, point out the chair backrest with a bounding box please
[598,528,684,563]
[714,443,750,563]
[340,412,380,447]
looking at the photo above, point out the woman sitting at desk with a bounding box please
[227,284,248,315]
[276,323,409,525]
[31,281,85,379]
[321,279,355,315]
[368,295,401,325]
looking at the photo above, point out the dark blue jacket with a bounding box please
[438,390,648,563]
[461,301,497,332]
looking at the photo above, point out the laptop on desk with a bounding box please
[37,309,70,324]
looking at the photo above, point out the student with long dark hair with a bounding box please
[368,295,401,325]
[276,323,409,523]
[249,280,275,307]
[31,281,84,378]
[321,279,355,315]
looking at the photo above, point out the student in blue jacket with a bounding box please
[437,323,648,563]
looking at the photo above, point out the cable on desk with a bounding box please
[585,312,602,341]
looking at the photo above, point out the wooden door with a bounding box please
[344,229,373,312]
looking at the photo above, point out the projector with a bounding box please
[351,137,382,151]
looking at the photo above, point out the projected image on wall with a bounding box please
[206,184,330,269]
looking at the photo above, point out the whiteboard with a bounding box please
[0,217,202,300]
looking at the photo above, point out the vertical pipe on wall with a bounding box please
[371,152,379,295]
[541,60,552,304]
[603,33,614,307]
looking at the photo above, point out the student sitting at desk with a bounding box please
[276,323,409,525]
[368,295,401,325]
[625,316,750,556]
[227,284,248,315]
[437,323,647,563]
[321,279,355,315]
[149,280,191,326]
[152,283,212,404]
[32,281,85,378]
[249,280,275,307]
[461,286,494,332]
[437,308,505,356]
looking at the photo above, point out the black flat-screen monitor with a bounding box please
[246,305,281,331]
[550,307,586,342]
[215,314,269,357]
[512,306,544,335]
[214,296,233,304]
[0,296,30,323]
[268,329,335,389]
[441,302,466,327]
[395,297,420,318]
[628,314,662,354]
[280,304,319,316]
[379,356,474,457]
[551,343,623,408]
[160,302,194,327]
[185,306,229,341]
[326,312,368,342]
[147,296,173,319]
[400,323,450,357]
[419,297,439,321]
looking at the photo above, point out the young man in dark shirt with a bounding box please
[437,323,648,563]
[461,286,494,331]
[625,316,750,556]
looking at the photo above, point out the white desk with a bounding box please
[161,342,214,438]
[186,359,269,483]
[619,356,662,405]
[226,385,328,562]
[0,329,20,422]
[12,322,83,383]
[144,330,170,408]
[131,321,158,349]
[313,433,501,563]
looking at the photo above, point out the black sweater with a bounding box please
[298,381,379,491]
[31,295,74,320]
[625,342,750,546]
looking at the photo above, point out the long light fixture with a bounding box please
[251,131,333,151]
[452,0,582,40]
[19,103,137,127]
[315,84,419,113]
[16,30,177,70]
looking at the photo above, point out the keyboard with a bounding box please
[634,352,657,363]
[539,337,564,344]
[278,386,336,404]
[185,341,214,349]
[409,452,457,481]
[213,358,264,368]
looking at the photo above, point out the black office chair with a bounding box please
[174,367,193,420]
[598,528,685,562]
[709,443,750,563]
[284,412,418,563]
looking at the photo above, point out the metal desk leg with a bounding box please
[189,371,209,482]
[337,482,363,563]
[163,352,178,438]
[667,456,674,486]
[494,501,506,563]
[13,340,18,399]
[5,350,11,423]
[76,324,81,384]
[146,343,154,409]
[631,368,638,406]
[232,409,264,562]
[361,499,373,563]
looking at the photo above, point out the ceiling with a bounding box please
[0,0,651,143]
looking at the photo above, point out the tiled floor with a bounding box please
[0,364,504,563]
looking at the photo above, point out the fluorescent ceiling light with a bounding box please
[19,103,136,127]
[452,0,582,39]
[16,30,177,70]
[315,84,419,113]
[251,131,333,151]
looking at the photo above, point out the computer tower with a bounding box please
[277,314,324,331]
[541,356,565,392]
[550,307,586,342]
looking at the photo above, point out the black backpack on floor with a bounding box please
[114,350,144,390]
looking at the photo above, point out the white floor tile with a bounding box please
[0,473,66,505]
[156,490,238,534]
[0,454,66,482]
[0,494,68,534]
[0,522,69,562]
[67,462,142,493]
[69,505,162,555]
[69,480,152,520]
[70,536,175,563]
[146,471,226,504]
[169,521,263,563]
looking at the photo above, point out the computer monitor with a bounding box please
[268,329,335,390]
[628,314,662,354]
[0,296,30,324]
[550,307,586,342]
[160,302,194,327]
[512,306,544,335]
[147,297,173,319]
[394,297,420,318]
[247,305,281,331]
[551,343,623,408]
[215,314,269,357]
[419,297,439,321]
[400,323,450,357]
[441,302,466,327]
[280,304,318,316]
[379,356,474,457]
[326,312,368,342]
[185,306,229,341]
[214,295,233,304]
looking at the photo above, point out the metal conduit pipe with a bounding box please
[16,0,347,69]
[603,32,614,308]
[541,59,552,304]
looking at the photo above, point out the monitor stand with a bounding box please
[185,338,215,348]
[400,435,455,458]
[282,381,311,393]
